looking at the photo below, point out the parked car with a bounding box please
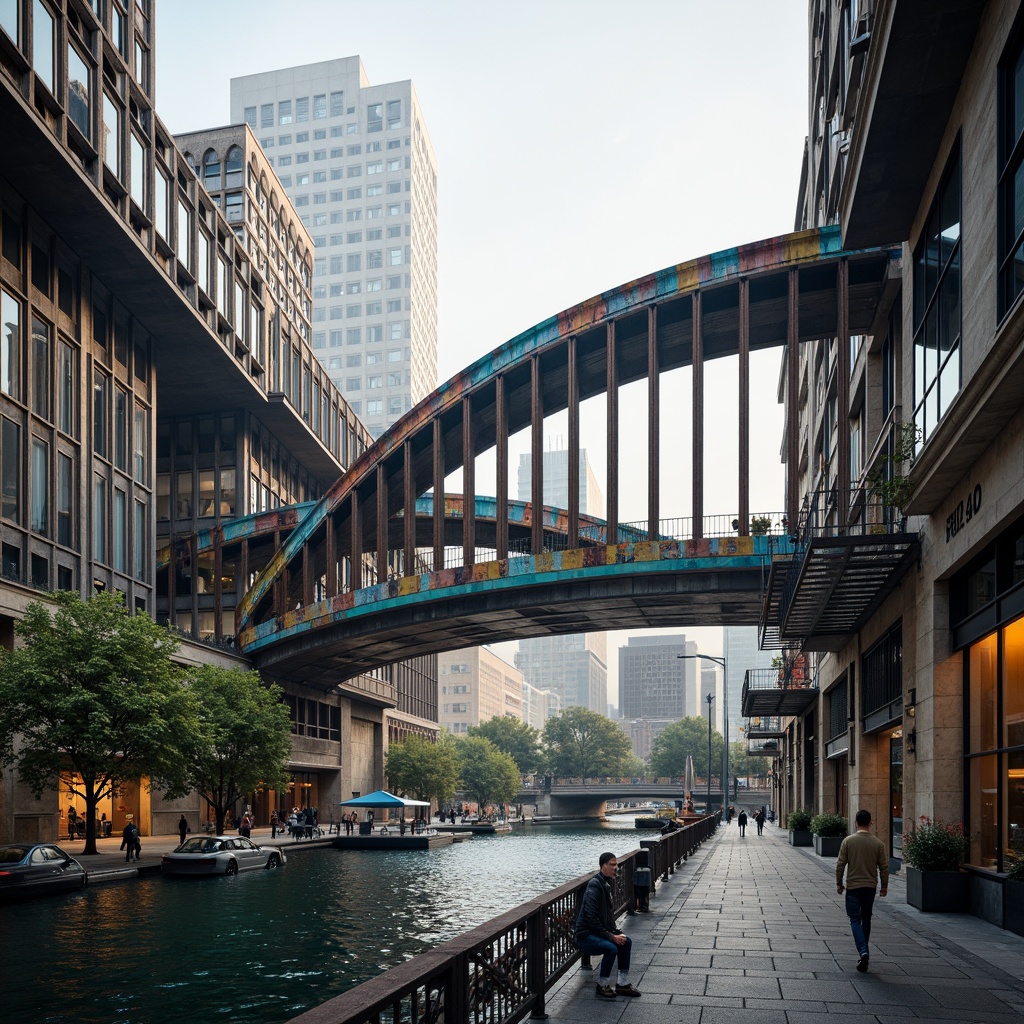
[0,843,88,901]
[160,835,286,876]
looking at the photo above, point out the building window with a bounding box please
[313,94,326,119]
[58,340,75,435]
[30,438,47,534]
[330,91,344,117]
[113,488,127,572]
[93,368,108,457]
[279,99,292,125]
[67,43,91,139]
[33,0,55,94]
[57,452,73,547]
[31,316,50,420]
[1,287,19,399]
[367,103,382,132]
[260,102,273,128]
[130,133,147,208]
[912,139,960,451]
[102,93,120,174]
[386,99,401,129]
[2,417,19,523]
[93,475,107,563]
[999,23,1024,317]
[134,499,146,579]
[244,105,256,127]
[296,96,309,122]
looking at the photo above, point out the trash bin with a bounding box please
[359,821,372,836]
[633,850,652,913]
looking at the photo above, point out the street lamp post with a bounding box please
[705,692,714,813]
[678,653,728,816]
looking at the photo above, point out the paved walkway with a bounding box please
[544,821,1024,1024]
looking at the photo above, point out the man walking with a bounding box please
[574,852,642,999]
[737,809,748,836]
[836,808,888,973]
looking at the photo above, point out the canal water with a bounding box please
[1,819,640,1024]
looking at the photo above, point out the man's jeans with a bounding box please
[577,934,632,980]
[845,888,876,957]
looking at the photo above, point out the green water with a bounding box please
[0,820,639,1024]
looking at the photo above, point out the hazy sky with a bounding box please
[154,0,810,700]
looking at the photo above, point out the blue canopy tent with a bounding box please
[338,790,430,809]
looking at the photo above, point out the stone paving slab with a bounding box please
[541,821,1024,1024]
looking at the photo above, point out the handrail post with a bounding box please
[527,906,549,1020]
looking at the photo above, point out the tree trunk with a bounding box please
[81,778,99,856]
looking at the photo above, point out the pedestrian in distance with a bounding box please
[737,809,748,837]
[573,852,642,1000]
[67,806,78,840]
[754,808,765,836]
[270,809,280,838]
[121,820,140,862]
[836,808,888,973]
[177,815,189,845]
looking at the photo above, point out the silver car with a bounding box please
[160,835,286,876]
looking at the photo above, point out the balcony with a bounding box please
[741,665,817,719]
[747,738,783,759]
[759,488,918,652]
[745,716,785,739]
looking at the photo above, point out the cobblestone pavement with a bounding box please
[543,821,1024,1024]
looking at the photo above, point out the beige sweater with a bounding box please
[836,830,889,890]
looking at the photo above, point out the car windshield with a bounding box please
[177,837,222,853]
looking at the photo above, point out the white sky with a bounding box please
[154,0,810,702]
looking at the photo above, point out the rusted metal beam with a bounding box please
[787,269,800,524]
[567,336,580,548]
[739,278,750,535]
[496,376,508,561]
[836,259,850,530]
[648,305,659,540]
[351,490,363,589]
[433,418,444,573]
[403,440,415,576]
[376,465,388,584]
[606,321,618,544]
[462,396,475,566]
[692,292,704,540]
[531,355,544,555]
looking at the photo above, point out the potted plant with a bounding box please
[810,813,848,856]
[902,816,974,913]
[787,809,812,847]
[1005,844,1024,937]
[866,423,921,529]
[750,515,772,535]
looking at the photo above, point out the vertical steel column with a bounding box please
[530,355,544,555]
[567,337,580,548]
[350,490,362,590]
[432,418,444,572]
[647,305,660,539]
[462,396,475,566]
[606,322,619,544]
[300,531,312,608]
[738,279,750,535]
[376,464,388,584]
[496,376,509,561]
[325,513,337,596]
[692,292,704,540]
[787,269,800,525]
[836,259,851,529]
[403,440,415,577]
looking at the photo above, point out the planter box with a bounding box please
[814,834,843,856]
[906,866,969,913]
[789,829,812,847]
[1006,879,1024,937]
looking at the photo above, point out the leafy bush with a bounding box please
[810,813,848,838]
[787,809,812,831]
[902,816,975,872]
[1008,857,1024,882]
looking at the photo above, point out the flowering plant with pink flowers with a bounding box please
[902,816,975,872]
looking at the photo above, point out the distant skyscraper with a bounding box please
[230,56,438,438]
[515,448,608,713]
[723,626,776,744]
[437,647,523,735]
[618,635,697,720]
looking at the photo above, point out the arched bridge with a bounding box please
[234,225,900,687]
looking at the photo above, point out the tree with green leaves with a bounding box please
[542,706,634,779]
[179,665,292,835]
[457,735,522,811]
[467,716,541,774]
[729,739,770,783]
[0,592,195,855]
[386,731,461,807]
[649,716,725,779]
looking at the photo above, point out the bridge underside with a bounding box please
[253,566,768,688]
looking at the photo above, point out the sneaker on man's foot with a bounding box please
[595,984,617,999]
[856,954,869,973]
[615,984,642,997]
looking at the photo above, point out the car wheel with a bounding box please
[266,854,280,869]
[225,859,238,876]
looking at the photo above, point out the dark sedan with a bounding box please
[0,844,88,901]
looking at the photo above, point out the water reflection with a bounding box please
[1,819,637,1024]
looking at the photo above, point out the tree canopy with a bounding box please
[457,735,522,810]
[467,716,541,774]
[386,731,460,807]
[649,715,725,779]
[179,664,292,835]
[0,592,194,854]
[729,740,771,783]
[542,706,634,778]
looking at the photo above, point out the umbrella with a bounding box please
[338,789,430,808]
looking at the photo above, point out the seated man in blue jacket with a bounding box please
[573,852,641,999]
